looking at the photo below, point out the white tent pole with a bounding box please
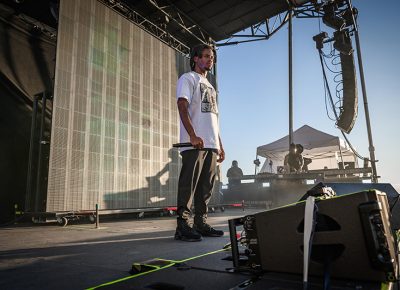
[338,139,345,170]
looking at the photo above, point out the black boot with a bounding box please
[193,216,224,237]
[175,218,202,242]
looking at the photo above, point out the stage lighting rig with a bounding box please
[342,6,358,27]
[333,29,353,55]
[322,1,346,30]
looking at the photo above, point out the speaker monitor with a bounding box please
[325,183,400,230]
[241,190,398,282]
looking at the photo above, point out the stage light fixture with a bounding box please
[342,7,358,26]
[312,31,328,49]
[322,2,346,30]
[164,15,170,24]
[288,0,314,6]
[333,29,353,55]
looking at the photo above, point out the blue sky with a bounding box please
[216,0,400,187]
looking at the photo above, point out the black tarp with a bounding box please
[0,4,55,223]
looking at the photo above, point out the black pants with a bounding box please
[177,149,218,222]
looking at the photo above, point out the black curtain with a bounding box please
[0,4,55,223]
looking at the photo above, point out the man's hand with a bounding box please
[190,135,204,149]
[217,136,225,163]
[217,148,225,163]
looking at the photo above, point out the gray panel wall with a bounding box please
[47,0,189,211]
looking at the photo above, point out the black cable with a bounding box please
[318,20,339,124]
[323,75,335,121]
[333,74,343,85]
[321,50,344,124]
[322,53,341,74]
[340,131,365,160]
[323,69,337,117]
[328,54,343,110]
[319,51,339,120]
[319,49,368,162]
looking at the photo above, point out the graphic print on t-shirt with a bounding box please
[200,83,217,114]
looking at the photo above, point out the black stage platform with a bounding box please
[1,208,397,290]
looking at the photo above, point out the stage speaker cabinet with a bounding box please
[336,50,358,133]
[242,190,398,282]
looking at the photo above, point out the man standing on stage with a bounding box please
[175,44,225,242]
[226,160,244,187]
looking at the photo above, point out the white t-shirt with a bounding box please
[176,71,220,151]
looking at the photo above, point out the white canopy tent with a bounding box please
[257,125,358,173]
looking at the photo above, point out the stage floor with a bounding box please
[0,208,255,290]
[0,208,396,290]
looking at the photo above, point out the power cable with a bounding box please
[318,49,367,161]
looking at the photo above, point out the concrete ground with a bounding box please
[0,208,256,290]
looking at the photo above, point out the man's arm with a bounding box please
[177,98,204,149]
[226,168,231,178]
[217,135,225,163]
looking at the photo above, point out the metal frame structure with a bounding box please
[98,0,213,55]
[216,3,323,47]
[215,1,378,183]
[97,1,323,51]
[25,91,53,213]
